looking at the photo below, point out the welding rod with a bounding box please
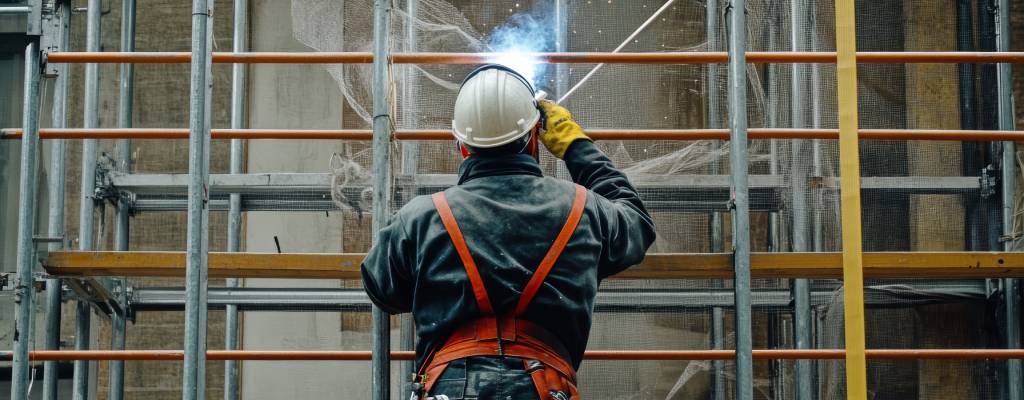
[556,0,678,103]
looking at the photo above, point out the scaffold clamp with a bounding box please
[980,166,997,199]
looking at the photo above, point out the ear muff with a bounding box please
[459,142,473,159]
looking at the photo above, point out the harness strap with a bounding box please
[432,192,495,315]
[422,184,588,399]
[514,184,587,316]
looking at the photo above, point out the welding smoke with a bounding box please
[485,5,556,90]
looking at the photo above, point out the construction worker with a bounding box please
[361,64,656,400]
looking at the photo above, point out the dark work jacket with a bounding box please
[360,140,656,370]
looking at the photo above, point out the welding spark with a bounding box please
[488,49,540,88]
[485,5,552,90]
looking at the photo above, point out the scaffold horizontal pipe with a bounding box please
[43,51,1024,65]
[5,128,1024,142]
[6,349,1024,362]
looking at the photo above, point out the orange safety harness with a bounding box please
[415,184,588,400]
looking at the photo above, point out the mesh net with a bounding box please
[31,0,1022,398]
[276,0,1021,398]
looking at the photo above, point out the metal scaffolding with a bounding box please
[4,1,1024,400]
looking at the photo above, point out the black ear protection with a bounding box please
[456,64,543,161]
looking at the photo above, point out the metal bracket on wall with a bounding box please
[65,277,124,317]
[37,0,65,75]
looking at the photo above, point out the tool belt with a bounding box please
[417,315,579,400]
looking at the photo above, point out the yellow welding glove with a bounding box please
[538,100,591,159]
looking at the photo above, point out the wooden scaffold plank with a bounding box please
[43,251,1024,280]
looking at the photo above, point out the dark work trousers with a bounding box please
[428,356,545,400]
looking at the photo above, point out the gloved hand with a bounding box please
[538,100,591,159]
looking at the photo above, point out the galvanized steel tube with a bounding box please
[182,0,213,398]
[809,3,823,253]
[10,40,42,400]
[114,0,136,251]
[72,302,91,400]
[400,0,419,177]
[74,2,102,399]
[78,0,101,251]
[706,1,726,399]
[766,9,785,397]
[398,0,419,391]
[371,1,394,399]
[225,1,247,399]
[44,3,71,399]
[727,0,753,398]
[789,2,813,399]
[109,2,136,400]
[996,0,1022,398]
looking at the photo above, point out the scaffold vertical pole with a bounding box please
[399,0,418,391]
[789,1,813,399]
[706,1,726,399]
[996,0,1022,398]
[10,38,42,400]
[109,1,135,399]
[726,0,752,398]
[400,0,419,176]
[225,1,247,400]
[371,0,394,399]
[809,4,823,249]
[78,0,100,253]
[114,0,135,252]
[766,8,785,396]
[183,0,213,398]
[72,301,91,400]
[43,3,71,400]
[835,0,868,398]
[74,1,102,398]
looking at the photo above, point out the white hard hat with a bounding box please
[452,64,541,149]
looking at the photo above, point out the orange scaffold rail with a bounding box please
[43,51,1024,65]
[6,349,1024,361]
[5,128,1024,141]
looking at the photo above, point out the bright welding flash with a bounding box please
[490,50,539,89]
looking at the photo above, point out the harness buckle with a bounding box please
[525,359,545,373]
[549,391,569,400]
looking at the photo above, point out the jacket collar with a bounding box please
[457,154,543,185]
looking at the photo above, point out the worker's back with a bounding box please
[362,64,655,400]
[362,143,656,370]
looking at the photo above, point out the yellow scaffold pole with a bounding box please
[835,0,869,398]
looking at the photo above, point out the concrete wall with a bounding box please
[239,1,380,399]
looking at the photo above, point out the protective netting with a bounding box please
[277,0,1024,398]
[24,0,1019,398]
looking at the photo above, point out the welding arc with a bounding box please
[556,0,678,104]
